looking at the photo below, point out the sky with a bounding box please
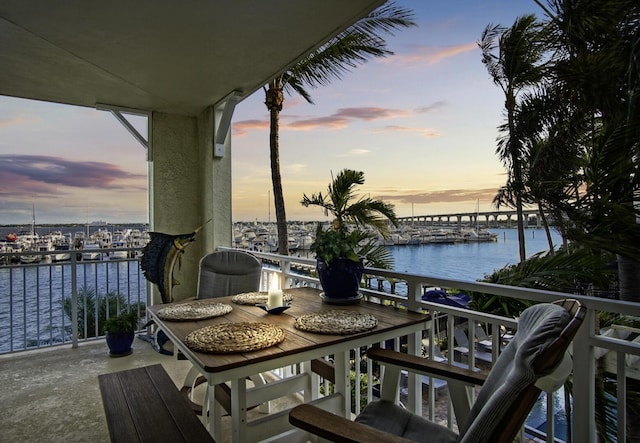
[0,0,539,225]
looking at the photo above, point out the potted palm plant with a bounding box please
[104,310,139,357]
[301,169,398,303]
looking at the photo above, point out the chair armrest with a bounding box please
[367,348,487,386]
[289,404,413,443]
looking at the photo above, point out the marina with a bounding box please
[0,225,561,354]
[0,223,150,265]
[1,218,538,267]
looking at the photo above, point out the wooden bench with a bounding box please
[98,364,214,442]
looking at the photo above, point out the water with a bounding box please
[389,228,563,281]
[0,258,147,353]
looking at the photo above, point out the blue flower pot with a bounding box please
[106,332,134,357]
[316,257,364,303]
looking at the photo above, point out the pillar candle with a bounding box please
[268,289,283,308]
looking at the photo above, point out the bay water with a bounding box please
[390,227,563,281]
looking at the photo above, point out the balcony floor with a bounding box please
[0,338,195,442]
[0,337,544,443]
[0,337,304,442]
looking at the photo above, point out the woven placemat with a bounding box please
[157,301,232,321]
[231,291,293,305]
[294,310,378,335]
[184,322,285,353]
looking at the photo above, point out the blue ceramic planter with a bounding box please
[106,332,134,357]
[316,257,364,303]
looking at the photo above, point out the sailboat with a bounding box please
[20,203,42,264]
[461,200,498,242]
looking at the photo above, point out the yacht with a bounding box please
[109,240,129,260]
[81,242,102,260]
[52,235,72,262]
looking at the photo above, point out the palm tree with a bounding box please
[301,168,398,269]
[534,0,640,303]
[479,14,546,262]
[532,1,640,439]
[264,3,415,255]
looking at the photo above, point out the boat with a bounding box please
[52,235,72,262]
[390,232,410,245]
[427,229,458,244]
[461,228,498,242]
[297,234,314,250]
[287,237,299,252]
[94,229,112,248]
[20,252,42,264]
[109,240,128,260]
[18,204,42,263]
[81,242,102,260]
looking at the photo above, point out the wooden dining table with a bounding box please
[147,286,431,442]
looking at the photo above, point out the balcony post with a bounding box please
[70,252,78,348]
[572,307,596,442]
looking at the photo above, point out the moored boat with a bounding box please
[81,242,102,260]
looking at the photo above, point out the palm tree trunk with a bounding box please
[265,80,289,256]
[507,90,527,262]
[538,202,555,254]
[617,254,640,303]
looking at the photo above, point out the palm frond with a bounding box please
[281,2,415,94]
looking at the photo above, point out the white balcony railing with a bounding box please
[2,246,639,442]
[0,248,148,353]
[240,248,640,443]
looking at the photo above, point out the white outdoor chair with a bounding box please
[180,250,267,415]
[290,299,585,443]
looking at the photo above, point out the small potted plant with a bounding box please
[301,169,398,303]
[104,310,139,357]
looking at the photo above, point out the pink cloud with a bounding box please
[372,125,442,138]
[0,114,32,128]
[233,119,269,136]
[233,103,445,134]
[386,42,478,66]
[0,155,146,199]
[377,188,498,204]
[286,114,350,130]
[286,106,417,131]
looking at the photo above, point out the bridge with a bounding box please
[397,209,543,229]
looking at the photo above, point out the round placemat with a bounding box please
[184,322,285,353]
[157,301,232,321]
[231,291,293,305]
[294,310,378,335]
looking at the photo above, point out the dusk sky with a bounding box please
[0,0,538,225]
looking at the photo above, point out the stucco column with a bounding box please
[148,108,232,303]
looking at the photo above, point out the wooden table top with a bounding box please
[147,287,429,376]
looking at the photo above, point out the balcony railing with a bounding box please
[2,246,639,442]
[0,247,148,353]
[241,248,640,443]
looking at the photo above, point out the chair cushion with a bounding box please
[459,303,571,442]
[196,250,261,298]
[356,400,458,443]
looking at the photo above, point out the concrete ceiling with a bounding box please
[0,0,385,116]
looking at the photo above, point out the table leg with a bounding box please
[207,381,223,442]
[302,360,317,402]
[231,377,247,443]
[333,350,350,418]
[407,332,422,414]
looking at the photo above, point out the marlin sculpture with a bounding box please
[140,221,210,303]
[139,222,209,354]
